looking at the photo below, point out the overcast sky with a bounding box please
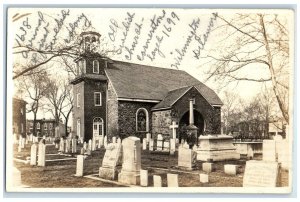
[7,8,293,122]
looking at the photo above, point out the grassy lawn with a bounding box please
[13,143,289,188]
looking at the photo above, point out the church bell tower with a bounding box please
[71,31,108,142]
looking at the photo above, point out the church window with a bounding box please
[37,122,40,129]
[136,108,149,132]
[93,60,99,73]
[44,123,47,130]
[94,92,102,106]
[49,123,53,130]
[77,93,80,108]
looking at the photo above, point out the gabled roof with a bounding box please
[105,60,222,106]
[152,86,192,110]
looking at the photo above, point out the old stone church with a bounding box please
[71,31,223,142]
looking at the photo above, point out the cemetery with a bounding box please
[12,132,289,189]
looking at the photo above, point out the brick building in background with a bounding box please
[71,31,223,142]
[26,119,56,137]
[12,97,27,138]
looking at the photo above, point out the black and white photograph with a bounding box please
[5,5,295,193]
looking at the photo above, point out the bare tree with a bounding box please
[17,70,49,136]
[203,13,290,124]
[59,83,73,136]
[222,91,240,134]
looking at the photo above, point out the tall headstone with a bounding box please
[112,136,116,143]
[140,169,148,187]
[142,138,147,150]
[30,143,37,166]
[99,143,122,180]
[178,144,196,170]
[83,142,87,151]
[153,175,162,187]
[167,173,179,187]
[75,155,84,177]
[149,139,154,151]
[65,139,70,153]
[118,136,141,185]
[146,133,151,143]
[21,138,25,148]
[263,140,276,161]
[170,138,176,155]
[157,134,163,151]
[37,143,46,167]
[98,136,104,148]
[92,138,96,151]
[72,138,77,153]
[104,136,108,148]
[88,139,92,151]
[59,138,65,152]
[117,138,121,144]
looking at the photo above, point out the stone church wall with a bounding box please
[107,81,119,138]
[118,101,155,140]
[151,110,172,138]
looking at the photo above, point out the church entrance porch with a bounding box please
[179,110,205,144]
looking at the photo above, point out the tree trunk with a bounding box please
[259,15,289,124]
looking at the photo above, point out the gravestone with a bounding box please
[202,162,215,173]
[149,139,154,151]
[277,140,290,170]
[65,139,70,153]
[80,148,85,155]
[263,140,276,161]
[170,138,176,155]
[146,133,151,143]
[163,141,170,152]
[224,164,239,175]
[243,160,279,187]
[83,142,87,150]
[75,155,85,177]
[86,149,91,156]
[104,136,108,148]
[140,169,148,187]
[142,138,147,150]
[21,138,25,148]
[99,143,122,180]
[59,138,65,152]
[98,136,104,148]
[30,143,38,166]
[199,174,209,183]
[167,173,179,187]
[37,143,46,167]
[153,175,162,187]
[157,134,163,151]
[72,138,77,153]
[178,144,196,170]
[88,139,92,151]
[117,138,121,144]
[112,136,116,143]
[118,136,141,185]
[92,139,96,151]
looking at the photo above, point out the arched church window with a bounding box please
[136,108,149,132]
[37,122,40,129]
[93,60,99,73]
